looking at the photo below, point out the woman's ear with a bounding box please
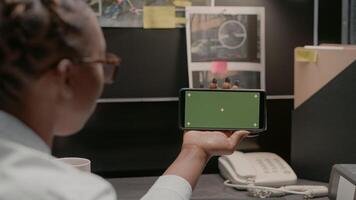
[55,59,74,100]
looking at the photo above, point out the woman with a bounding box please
[0,0,248,199]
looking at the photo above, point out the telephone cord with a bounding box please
[223,180,328,198]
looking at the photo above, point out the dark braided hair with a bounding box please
[0,0,94,104]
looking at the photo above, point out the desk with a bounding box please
[107,174,329,200]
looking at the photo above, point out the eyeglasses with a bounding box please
[80,53,121,84]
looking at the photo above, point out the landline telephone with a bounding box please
[219,151,328,198]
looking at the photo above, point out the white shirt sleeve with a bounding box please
[0,139,117,200]
[141,175,192,200]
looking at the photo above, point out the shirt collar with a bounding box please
[0,110,50,154]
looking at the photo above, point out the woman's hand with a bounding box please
[182,130,250,160]
[163,130,249,188]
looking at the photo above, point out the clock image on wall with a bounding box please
[218,20,247,49]
[189,13,259,62]
[186,7,265,90]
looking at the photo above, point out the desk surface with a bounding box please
[108,174,329,200]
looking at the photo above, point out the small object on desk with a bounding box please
[219,151,328,198]
[329,164,356,200]
[219,151,297,187]
[222,77,232,89]
[107,174,329,200]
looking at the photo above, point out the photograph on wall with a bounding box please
[191,70,261,89]
[189,13,260,62]
[87,0,212,27]
[186,7,265,89]
[92,0,143,27]
[145,0,211,6]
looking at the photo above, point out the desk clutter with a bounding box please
[219,151,328,198]
[329,164,356,200]
[108,174,329,200]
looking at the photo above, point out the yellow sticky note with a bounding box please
[173,0,192,7]
[295,48,318,63]
[144,6,176,29]
[175,17,186,25]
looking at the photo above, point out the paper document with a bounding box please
[173,0,192,7]
[175,17,186,25]
[143,6,176,29]
[295,48,318,63]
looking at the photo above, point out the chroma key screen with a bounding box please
[184,91,261,129]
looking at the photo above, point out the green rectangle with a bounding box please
[185,91,260,129]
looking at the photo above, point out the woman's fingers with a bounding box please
[230,130,250,145]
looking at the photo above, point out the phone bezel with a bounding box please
[179,88,267,132]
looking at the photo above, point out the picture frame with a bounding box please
[185,7,265,89]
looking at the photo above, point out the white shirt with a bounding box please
[0,111,192,200]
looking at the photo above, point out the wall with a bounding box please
[53,0,314,178]
[318,0,341,44]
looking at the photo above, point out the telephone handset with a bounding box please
[219,151,328,198]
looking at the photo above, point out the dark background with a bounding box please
[53,0,342,178]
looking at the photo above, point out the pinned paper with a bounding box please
[143,6,176,29]
[173,0,192,7]
[295,48,318,63]
[211,61,228,75]
[175,17,186,25]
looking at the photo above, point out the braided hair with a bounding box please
[0,0,93,104]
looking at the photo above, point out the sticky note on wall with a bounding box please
[295,47,318,63]
[175,17,186,25]
[173,0,192,7]
[143,6,176,29]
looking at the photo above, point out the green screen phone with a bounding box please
[179,89,266,132]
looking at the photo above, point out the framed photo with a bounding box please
[185,7,265,89]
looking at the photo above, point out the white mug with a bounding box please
[58,157,91,173]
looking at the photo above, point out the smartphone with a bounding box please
[179,88,266,132]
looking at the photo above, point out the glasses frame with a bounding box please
[79,52,121,84]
